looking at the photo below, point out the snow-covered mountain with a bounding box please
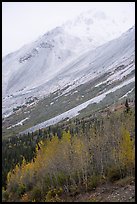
[2,9,135,135]
[2,9,134,97]
[2,27,81,96]
[63,8,134,46]
[17,26,135,134]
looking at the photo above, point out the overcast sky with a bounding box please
[2,2,135,57]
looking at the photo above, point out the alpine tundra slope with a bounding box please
[2,8,135,137]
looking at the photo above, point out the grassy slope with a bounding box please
[2,68,135,139]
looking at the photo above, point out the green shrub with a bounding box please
[87,175,101,191]
[31,186,42,202]
[115,176,135,187]
[2,188,9,202]
[57,172,68,186]
[45,187,63,202]
[42,176,51,193]
[69,185,80,196]
[7,178,18,193]
[107,166,127,182]
[17,183,26,196]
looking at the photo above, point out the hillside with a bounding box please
[2,26,135,138]
[2,106,135,202]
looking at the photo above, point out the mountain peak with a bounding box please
[63,7,134,44]
[2,8,135,117]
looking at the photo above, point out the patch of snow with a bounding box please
[95,64,134,87]
[7,117,29,129]
[20,76,135,134]
[73,90,78,93]
[120,88,134,99]
[64,92,71,96]
[95,81,108,88]
[3,112,12,118]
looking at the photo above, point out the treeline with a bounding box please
[2,108,135,202]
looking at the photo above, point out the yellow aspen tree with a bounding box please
[119,128,135,170]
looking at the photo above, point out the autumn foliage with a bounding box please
[3,110,135,202]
